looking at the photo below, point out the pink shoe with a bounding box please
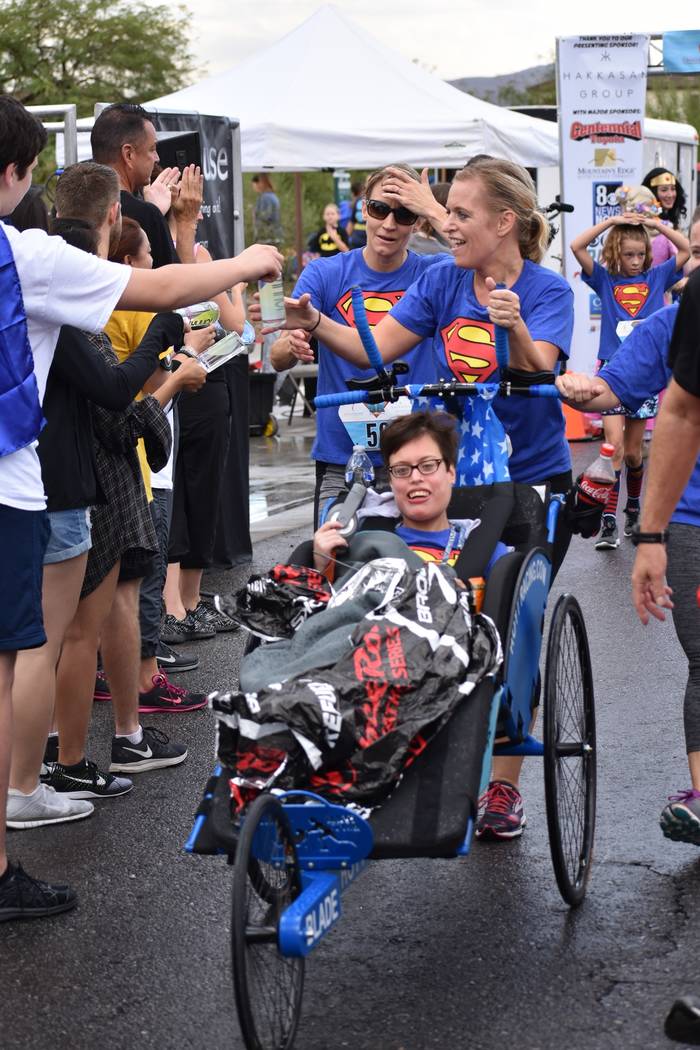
[138,673,207,714]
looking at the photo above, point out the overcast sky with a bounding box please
[151,1,699,82]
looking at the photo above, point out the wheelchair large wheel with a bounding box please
[543,594,596,907]
[231,794,305,1050]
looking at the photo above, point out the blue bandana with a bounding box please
[0,223,44,456]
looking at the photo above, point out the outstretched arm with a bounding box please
[252,292,422,368]
[631,378,700,623]
[117,244,282,312]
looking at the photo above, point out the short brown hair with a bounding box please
[91,103,151,166]
[380,410,459,469]
[54,162,120,228]
[601,224,651,276]
[109,216,146,263]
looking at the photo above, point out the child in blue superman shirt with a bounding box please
[571,209,689,550]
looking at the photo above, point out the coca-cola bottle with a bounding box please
[578,443,616,509]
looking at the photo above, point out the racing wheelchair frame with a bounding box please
[186,291,597,1050]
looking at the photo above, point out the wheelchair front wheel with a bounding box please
[543,594,596,907]
[231,794,305,1050]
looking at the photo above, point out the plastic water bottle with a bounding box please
[175,301,220,329]
[345,445,374,487]
[257,277,286,330]
[578,442,616,509]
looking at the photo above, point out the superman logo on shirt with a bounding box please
[440,318,498,383]
[334,289,404,328]
[613,283,649,318]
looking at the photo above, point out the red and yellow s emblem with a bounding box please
[440,318,498,383]
[613,283,649,318]
[334,288,404,328]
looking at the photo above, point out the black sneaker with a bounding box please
[0,861,77,923]
[194,597,239,633]
[161,612,214,645]
[595,516,620,550]
[42,759,133,799]
[623,505,640,538]
[43,735,59,766]
[109,726,188,773]
[156,640,199,673]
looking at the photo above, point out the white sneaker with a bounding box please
[6,783,94,829]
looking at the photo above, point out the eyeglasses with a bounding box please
[366,199,418,226]
[388,457,444,479]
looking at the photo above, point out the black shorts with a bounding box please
[0,504,50,651]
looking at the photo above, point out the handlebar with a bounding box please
[315,381,562,409]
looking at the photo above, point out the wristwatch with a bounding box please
[630,524,669,546]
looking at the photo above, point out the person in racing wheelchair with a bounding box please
[311,409,509,584]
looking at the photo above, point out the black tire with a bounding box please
[231,794,305,1050]
[543,594,596,907]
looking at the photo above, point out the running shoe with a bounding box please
[623,505,640,538]
[109,726,187,773]
[665,996,700,1044]
[595,516,620,551]
[475,780,526,840]
[93,669,111,702]
[156,640,199,673]
[42,760,133,799]
[43,735,59,767]
[193,597,239,633]
[0,861,77,922]
[660,789,700,845]
[160,612,214,645]
[138,672,207,714]
[6,784,94,829]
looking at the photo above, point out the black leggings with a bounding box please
[666,523,700,754]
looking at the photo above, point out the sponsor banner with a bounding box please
[663,31,700,74]
[148,111,236,260]
[557,35,649,371]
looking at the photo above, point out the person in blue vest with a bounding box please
[0,95,283,923]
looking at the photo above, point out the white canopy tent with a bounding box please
[146,5,560,171]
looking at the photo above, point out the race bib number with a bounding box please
[338,397,412,450]
[616,319,640,341]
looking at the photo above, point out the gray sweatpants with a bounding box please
[666,523,700,753]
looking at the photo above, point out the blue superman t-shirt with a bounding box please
[600,304,700,528]
[583,257,678,362]
[294,249,441,466]
[390,258,574,483]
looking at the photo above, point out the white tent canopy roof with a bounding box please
[146,5,561,171]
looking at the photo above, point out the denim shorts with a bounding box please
[0,504,50,650]
[44,507,92,565]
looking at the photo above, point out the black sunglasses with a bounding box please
[366,199,418,226]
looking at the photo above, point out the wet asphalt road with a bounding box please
[2,444,699,1050]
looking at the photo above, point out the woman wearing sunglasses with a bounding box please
[270,164,448,524]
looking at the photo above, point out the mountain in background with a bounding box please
[448,63,556,105]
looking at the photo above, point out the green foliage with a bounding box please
[0,0,197,116]
[647,78,700,135]
[242,170,372,256]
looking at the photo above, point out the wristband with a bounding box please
[307,309,322,334]
[178,347,199,361]
[631,525,669,546]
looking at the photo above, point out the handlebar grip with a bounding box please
[351,286,385,374]
[529,384,562,399]
[494,283,509,371]
[314,390,370,408]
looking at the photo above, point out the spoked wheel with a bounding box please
[543,594,596,907]
[231,794,305,1050]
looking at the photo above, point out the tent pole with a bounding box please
[294,172,304,274]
